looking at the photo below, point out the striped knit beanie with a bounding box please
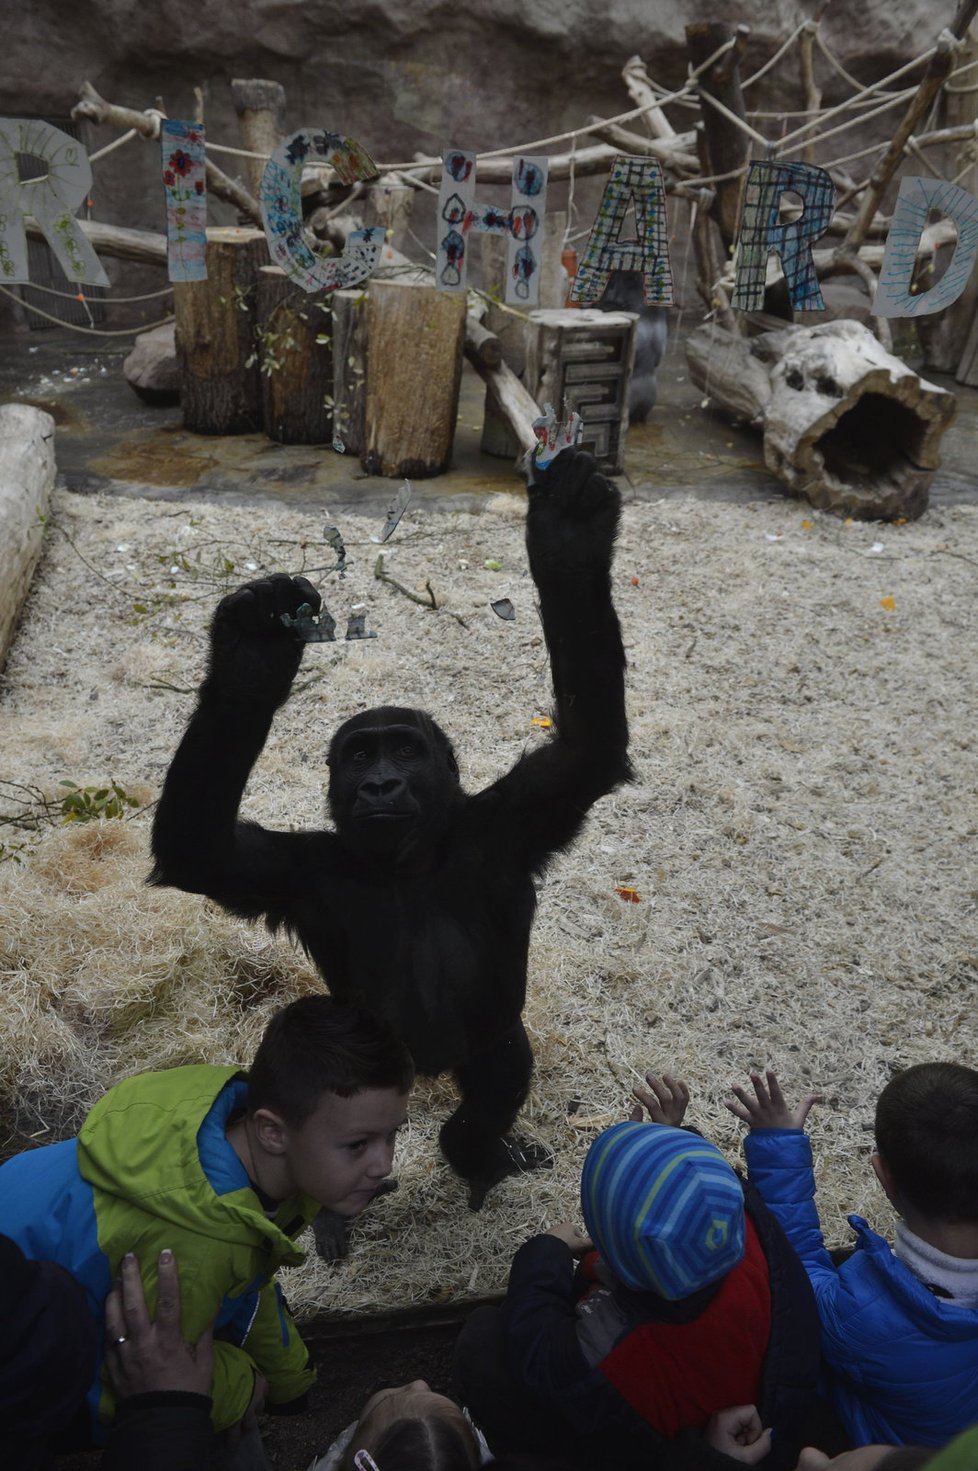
[580,1120,746,1299]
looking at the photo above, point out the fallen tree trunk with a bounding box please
[463,321,540,457]
[686,319,956,521]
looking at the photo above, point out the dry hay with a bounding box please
[1,480,976,1320]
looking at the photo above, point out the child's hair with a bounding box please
[247,996,415,1126]
[344,1415,480,1471]
[875,1061,978,1222]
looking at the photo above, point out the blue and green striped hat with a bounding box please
[580,1120,745,1299]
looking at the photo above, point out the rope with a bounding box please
[16,279,173,304]
[0,284,173,336]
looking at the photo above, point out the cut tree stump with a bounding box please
[0,404,55,674]
[362,279,466,477]
[686,319,957,520]
[173,227,268,435]
[256,266,333,443]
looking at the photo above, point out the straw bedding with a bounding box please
[1,480,975,1318]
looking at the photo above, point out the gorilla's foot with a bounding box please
[466,1134,554,1212]
[311,1178,399,1261]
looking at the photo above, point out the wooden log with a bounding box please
[331,288,368,454]
[919,19,978,373]
[231,78,285,201]
[255,266,332,443]
[172,227,267,435]
[72,82,263,227]
[464,345,541,457]
[584,118,700,174]
[26,217,167,268]
[362,280,466,477]
[685,22,752,250]
[0,405,55,675]
[686,319,957,520]
[622,55,679,141]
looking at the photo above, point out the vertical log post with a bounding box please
[255,266,333,444]
[331,288,368,455]
[172,227,267,435]
[230,78,286,202]
[685,22,752,252]
[362,279,466,477]
[920,19,978,373]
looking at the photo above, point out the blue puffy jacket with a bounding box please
[744,1128,978,1448]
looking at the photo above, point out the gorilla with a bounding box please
[151,447,631,1214]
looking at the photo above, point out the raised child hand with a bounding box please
[727,1069,820,1131]
[703,1405,772,1464]
[630,1071,690,1127]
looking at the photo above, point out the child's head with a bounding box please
[341,1380,482,1471]
[873,1061,978,1223]
[245,996,415,1213]
[580,1120,745,1299]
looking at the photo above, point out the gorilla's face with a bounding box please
[327,707,461,861]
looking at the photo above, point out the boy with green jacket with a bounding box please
[0,997,414,1442]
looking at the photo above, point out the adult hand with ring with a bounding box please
[104,1249,214,1401]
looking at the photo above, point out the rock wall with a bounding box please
[1,0,952,323]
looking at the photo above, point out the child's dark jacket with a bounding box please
[498,1180,819,1471]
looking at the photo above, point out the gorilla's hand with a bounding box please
[525,447,621,580]
[206,573,321,708]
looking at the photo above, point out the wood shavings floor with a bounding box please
[1,481,976,1319]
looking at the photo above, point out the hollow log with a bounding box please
[686,319,957,521]
[255,266,332,443]
[172,227,268,435]
[361,279,466,477]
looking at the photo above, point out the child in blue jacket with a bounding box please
[729,1063,978,1450]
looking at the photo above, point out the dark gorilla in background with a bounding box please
[151,447,631,1224]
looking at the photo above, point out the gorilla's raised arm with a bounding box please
[150,574,326,916]
[478,447,632,870]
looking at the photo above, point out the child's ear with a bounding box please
[252,1108,288,1155]
[871,1150,897,1202]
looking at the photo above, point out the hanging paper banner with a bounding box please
[732,160,834,312]
[872,176,978,318]
[437,148,477,293]
[260,127,382,294]
[0,118,108,286]
[436,150,550,304]
[160,119,207,282]
[506,155,548,305]
[570,156,673,307]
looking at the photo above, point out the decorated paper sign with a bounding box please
[570,155,673,306]
[0,118,108,285]
[160,119,207,282]
[260,127,383,293]
[5,108,978,324]
[436,150,550,304]
[531,401,584,468]
[872,176,978,318]
[732,160,834,312]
